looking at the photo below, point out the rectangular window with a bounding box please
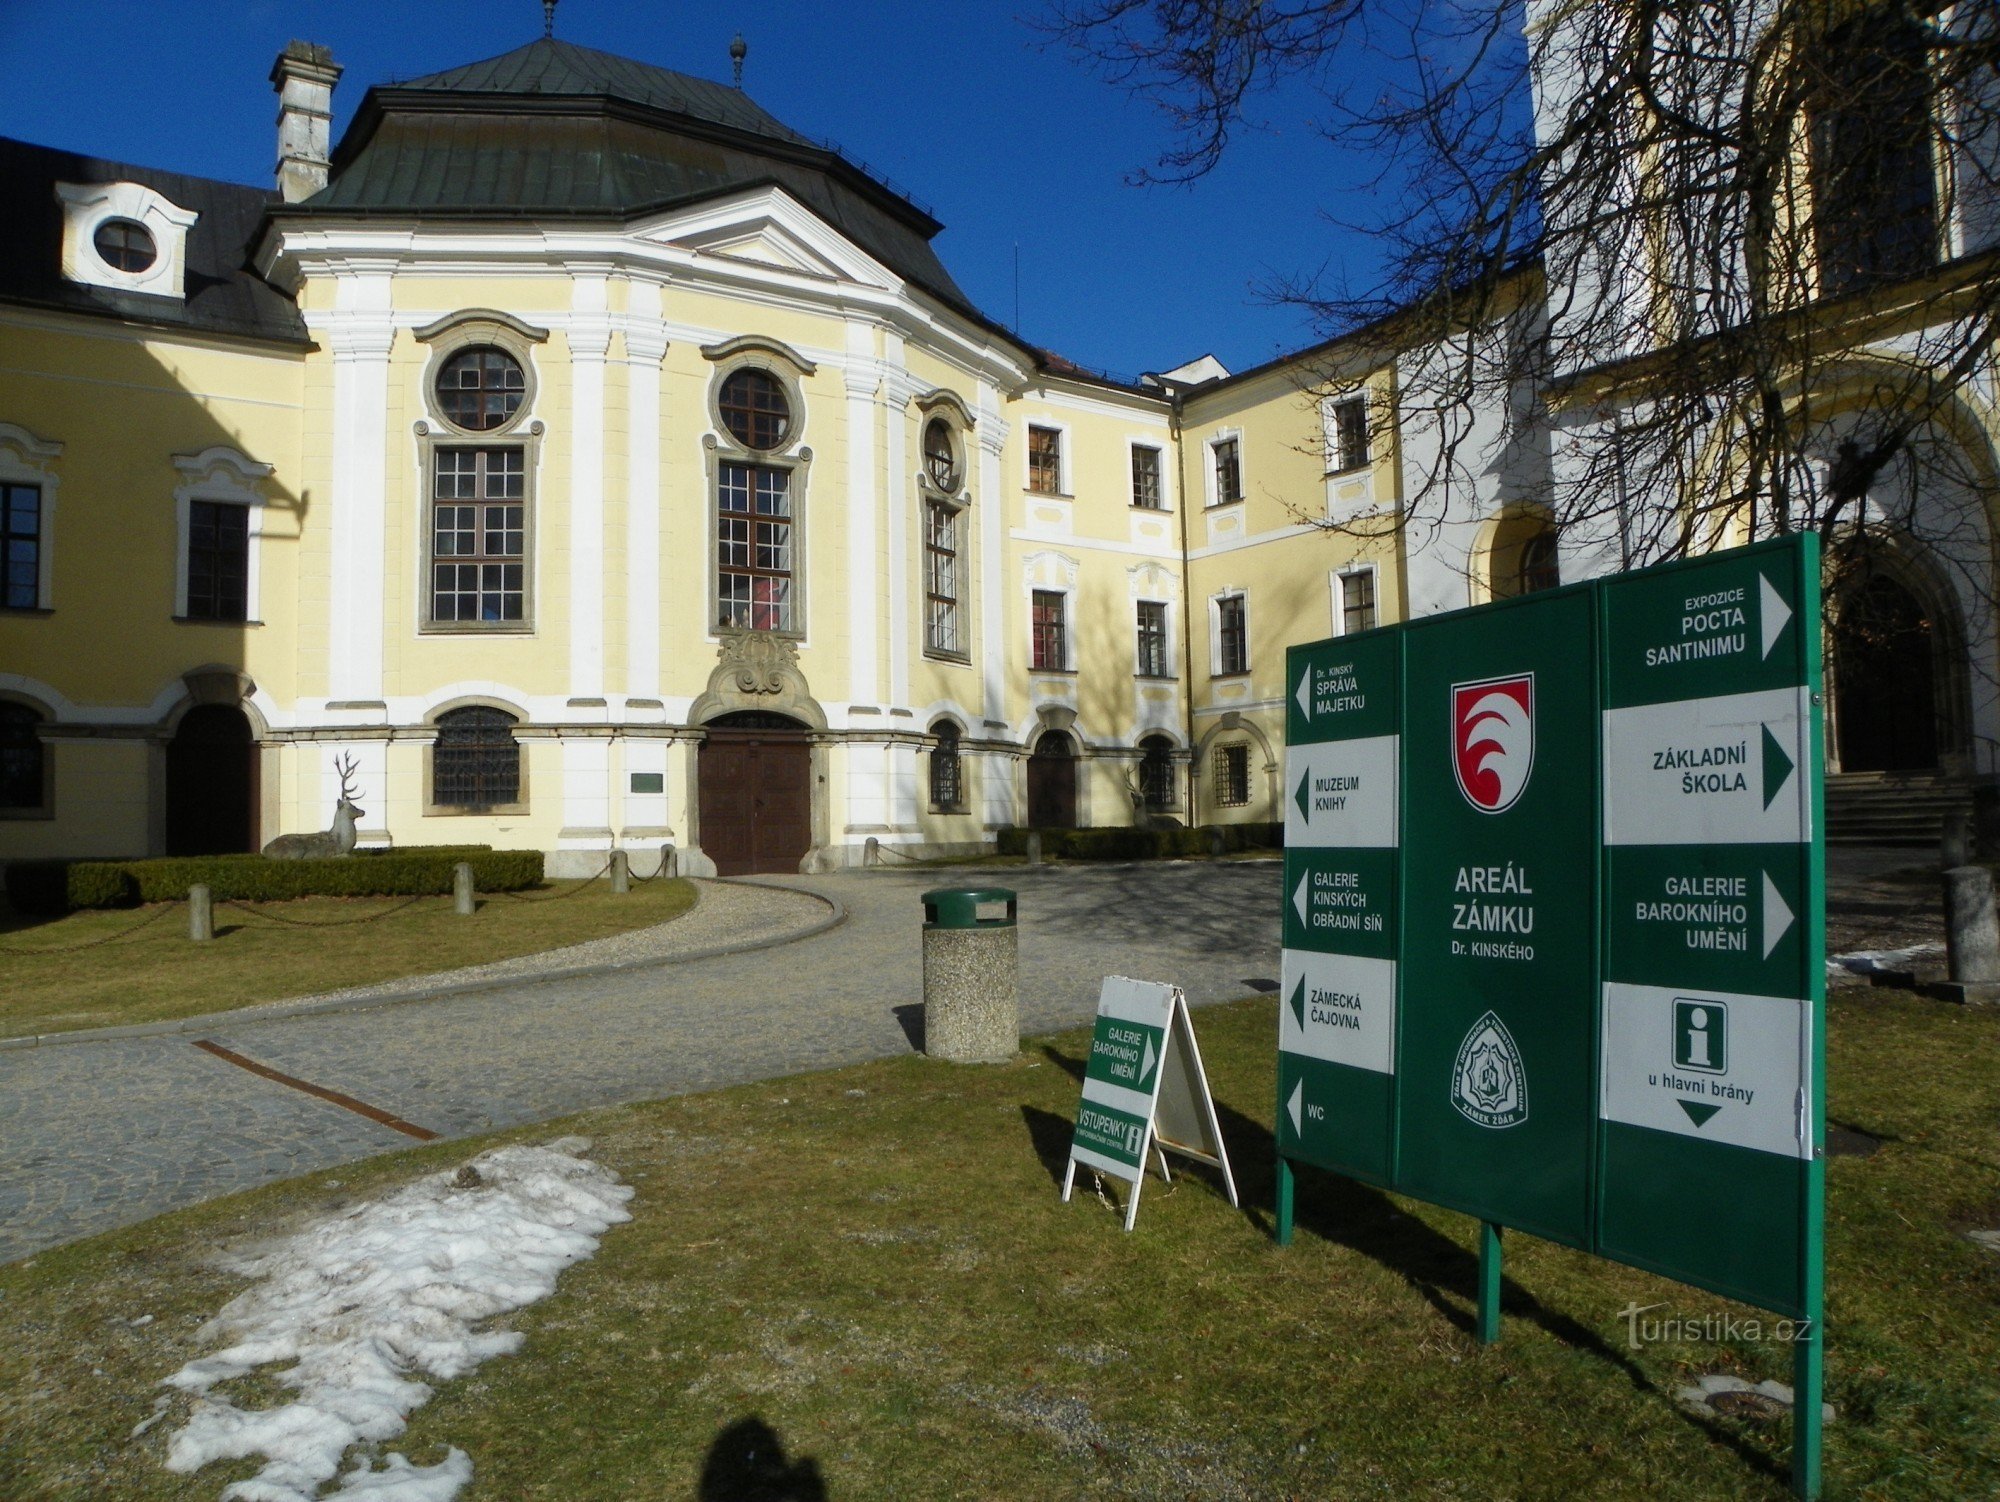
[2,483,40,610]
[1135,600,1170,677]
[1211,437,1242,506]
[1131,444,1163,509]
[1216,594,1248,676]
[1328,397,1370,473]
[1215,743,1251,808]
[1810,10,1938,296]
[431,446,526,624]
[1031,589,1067,671]
[184,500,249,622]
[1339,568,1377,636]
[1027,425,1063,494]
[716,461,794,632]
[925,500,961,654]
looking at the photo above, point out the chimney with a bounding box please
[270,41,342,203]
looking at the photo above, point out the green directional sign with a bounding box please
[1275,535,1825,1500]
[1280,628,1399,1184]
[1089,1013,1162,1096]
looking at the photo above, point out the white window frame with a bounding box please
[1209,588,1250,678]
[0,422,61,611]
[1024,419,1072,496]
[1322,393,1372,475]
[55,180,198,299]
[1205,428,1245,508]
[1030,585,1074,673]
[173,446,272,623]
[1331,565,1378,636]
[1134,598,1175,678]
[1127,438,1170,511]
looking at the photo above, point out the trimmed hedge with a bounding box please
[4,849,544,915]
[993,823,1283,861]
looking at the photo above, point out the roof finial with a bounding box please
[730,33,747,90]
[542,0,558,39]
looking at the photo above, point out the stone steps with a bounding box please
[1824,772,1974,848]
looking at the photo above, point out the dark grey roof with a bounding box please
[301,39,980,319]
[0,137,308,346]
[398,39,815,147]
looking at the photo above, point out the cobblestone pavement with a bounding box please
[0,862,1283,1263]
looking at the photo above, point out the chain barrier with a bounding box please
[0,898,185,957]
[494,858,616,902]
[869,840,928,864]
[220,893,433,928]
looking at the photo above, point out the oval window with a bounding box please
[923,418,959,490]
[93,218,157,273]
[435,346,527,432]
[718,368,792,451]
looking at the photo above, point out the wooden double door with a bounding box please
[698,712,813,876]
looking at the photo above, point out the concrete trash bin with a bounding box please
[921,886,1019,1062]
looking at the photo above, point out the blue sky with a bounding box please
[0,0,1393,379]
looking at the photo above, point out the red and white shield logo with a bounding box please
[1452,674,1535,814]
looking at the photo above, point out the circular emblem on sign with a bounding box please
[1451,673,1535,814]
[1451,1010,1529,1129]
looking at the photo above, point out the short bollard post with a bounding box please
[610,850,630,893]
[1941,866,2000,1002]
[1942,808,1975,869]
[454,861,476,917]
[920,887,1018,1062]
[865,836,881,867]
[1025,831,1042,866]
[660,843,676,878]
[188,884,213,942]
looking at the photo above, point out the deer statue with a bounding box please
[262,753,364,860]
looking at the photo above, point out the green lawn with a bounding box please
[0,876,699,1038]
[0,989,1993,1499]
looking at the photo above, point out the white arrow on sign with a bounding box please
[1296,665,1313,721]
[1286,1078,1304,1136]
[1759,574,1792,661]
[1762,870,1795,960]
[1141,1036,1157,1083]
[1293,871,1310,927]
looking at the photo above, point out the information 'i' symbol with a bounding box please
[1673,999,1728,1075]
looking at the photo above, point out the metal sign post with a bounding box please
[1277,535,1825,1498]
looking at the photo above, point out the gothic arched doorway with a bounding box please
[166,704,257,854]
[1829,568,1939,772]
[697,710,812,875]
[1026,730,1077,829]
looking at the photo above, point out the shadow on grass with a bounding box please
[699,1415,827,1501]
[1026,1043,1785,1485]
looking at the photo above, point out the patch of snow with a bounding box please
[157,1141,632,1502]
[1825,942,1944,983]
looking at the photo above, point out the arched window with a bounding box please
[1518,531,1560,595]
[0,702,47,812]
[433,706,521,810]
[1138,735,1175,812]
[929,721,964,811]
[719,368,792,451]
[923,418,960,491]
[434,346,527,433]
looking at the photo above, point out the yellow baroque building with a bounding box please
[0,38,1531,874]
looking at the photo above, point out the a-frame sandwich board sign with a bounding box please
[1063,975,1238,1230]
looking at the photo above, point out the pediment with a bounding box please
[629,187,902,294]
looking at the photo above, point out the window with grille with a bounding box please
[2,483,40,610]
[1139,735,1175,812]
[1032,589,1067,671]
[1212,437,1242,505]
[1027,426,1062,493]
[431,447,526,624]
[1328,397,1370,473]
[1215,743,1251,808]
[1131,445,1163,509]
[432,706,521,810]
[719,368,793,451]
[1216,594,1248,675]
[930,721,964,810]
[1340,568,1377,635]
[717,462,794,631]
[0,702,46,811]
[1136,600,1170,677]
[923,419,960,491]
[435,346,526,433]
[185,500,249,622]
